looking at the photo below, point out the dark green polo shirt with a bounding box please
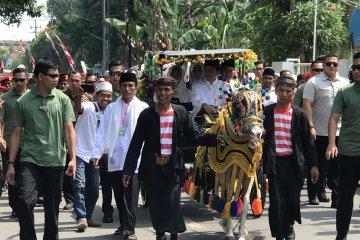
[112,90,120,102]
[293,83,305,108]
[331,82,360,156]
[0,88,30,144]
[14,88,76,167]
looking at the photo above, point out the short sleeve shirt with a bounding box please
[0,88,30,144]
[14,88,76,167]
[303,72,349,136]
[75,102,104,162]
[331,82,360,156]
[293,83,305,108]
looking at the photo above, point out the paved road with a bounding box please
[1,186,360,240]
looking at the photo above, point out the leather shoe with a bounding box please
[114,227,123,235]
[124,234,137,240]
[77,218,88,232]
[102,214,113,223]
[318,193,330,202]
[335,234,347,240]
[37,196,44,205]
[309,196,319,205]
[285,225,295,240]
[156,233,166,240]
[11,210,17,218]
[331,201,338,209]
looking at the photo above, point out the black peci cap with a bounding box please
[204,59,220,69]
[275,76,296,87]
[120,72,137,83]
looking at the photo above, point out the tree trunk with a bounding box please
[289,0,295,11]
[150,0,172,50]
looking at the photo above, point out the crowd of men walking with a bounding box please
[0,52,359,240]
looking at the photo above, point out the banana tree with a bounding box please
[105,18,146,56]
[178,0,252,49]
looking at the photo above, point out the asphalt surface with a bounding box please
[1,185,360,240]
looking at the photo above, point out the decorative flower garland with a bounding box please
[154,49,258,66]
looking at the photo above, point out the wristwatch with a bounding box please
[7,160,15,165]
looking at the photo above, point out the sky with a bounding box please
[0,0,49,41]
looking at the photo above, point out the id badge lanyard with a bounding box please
[119,101,130,136]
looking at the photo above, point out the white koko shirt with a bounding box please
[91,96,148,172]
[191,78,228,117]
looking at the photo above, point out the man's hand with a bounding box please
[202,104,217,115]
[6,165,15,186]
[122,175,131,188]
[65,158,76,180]
[0,99,5,108]
[325,143,338,160]
[91,158,99,168]
[0,137,6,152]
[310,128,317,141]
[310,166,319,184]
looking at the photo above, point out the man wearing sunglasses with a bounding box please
[108,60,125,102]
[293,60,323,108]
[5,58,76,240]
[0,67,30,218]
[326,52,360,240]
[303,54,349,208]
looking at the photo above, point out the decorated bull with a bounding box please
[184,77,264,240]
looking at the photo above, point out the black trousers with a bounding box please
[336,155,360,237]
[268,156,303,239]
[1,149,21,211]
[62,154,74,204]
[307,136,339,201]
[99,158,113,216]
[110,171,139,235]
[147,167,187,235]
[16,162,64,240]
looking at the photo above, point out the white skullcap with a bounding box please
[17,64,26,70]
[95,82,113,93]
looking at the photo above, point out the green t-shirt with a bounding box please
[0,88,30,144]
[112,90,121,103]
[293,83,305,108]
[14,88,76,167]
[331,82,360,156]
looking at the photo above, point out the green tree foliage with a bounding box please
[285,1,349,60]
[248,0,350,62]
[30,28,73,72]
[28,0,351,69]
[0,0,43,24]
[35,0,129,67]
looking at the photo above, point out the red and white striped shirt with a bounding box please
[160,110,174,157]
[274,106,293,156]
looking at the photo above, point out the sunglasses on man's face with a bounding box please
[13,78,27,83]
[351,64,360,72]
[109,71,122,77]
[312,68,323,73]
[325,62,338,67]
[70,79,81,83]
[44,73,60,79]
